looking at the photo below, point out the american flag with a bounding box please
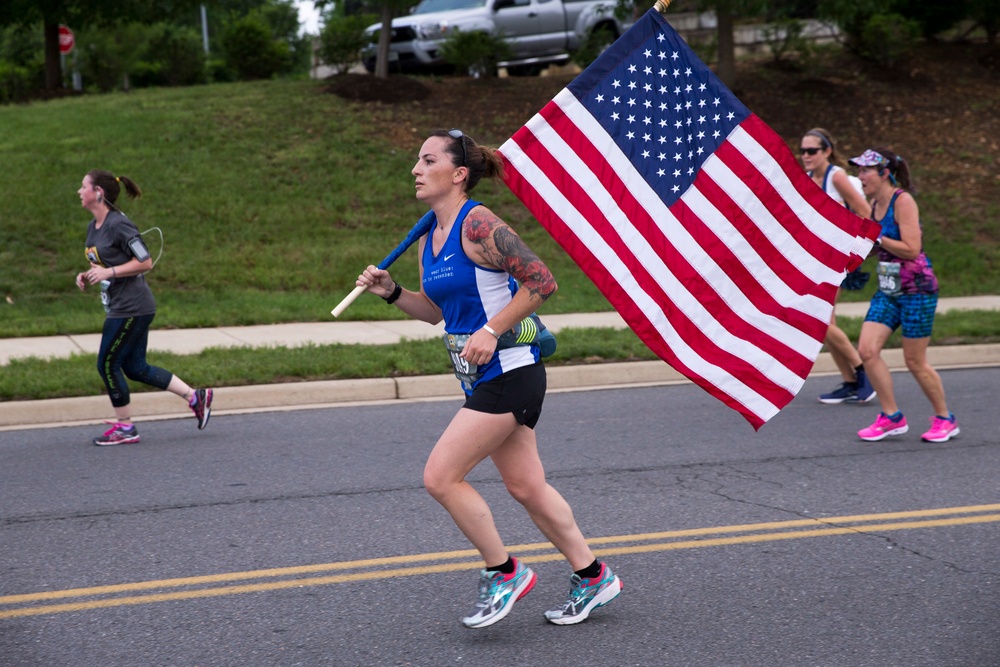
[498,8,881,429]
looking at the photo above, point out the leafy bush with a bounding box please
[222,11,290,80]
[889,0,967,39]
[571,24,618,69]
[318,13,378,75]
[0,61,33,103]
[144,24,206,86]
[438,29,512,77]
[0,25,43,101]
[817,0,892,51]
[0,23,43,68]
[77,22,158,92]
[762,17,813,63]
[123,24,207,88]
[257,0,312,76]
[206,58,237,83]
[77,28,124,92]
[857,12,920,67]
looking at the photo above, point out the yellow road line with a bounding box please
[2,504,998,619]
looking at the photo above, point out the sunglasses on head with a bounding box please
[448,128,467,167]
[800,147,823,156]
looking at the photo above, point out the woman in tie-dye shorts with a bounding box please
[849,148,958,444]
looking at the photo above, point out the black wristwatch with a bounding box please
[383,282,402,304]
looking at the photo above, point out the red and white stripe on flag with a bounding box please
[498,9,881,430]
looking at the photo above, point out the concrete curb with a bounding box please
[3,344,999,431]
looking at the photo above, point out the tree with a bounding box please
[0,0,309,91]
[315,0,412,79]
[253,0,311,73]
[318,13,378,75]
[76,21,153,91]
[0,0,204,90]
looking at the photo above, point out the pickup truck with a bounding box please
[361,0,629,75]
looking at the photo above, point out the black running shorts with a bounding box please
[463,362,546,429]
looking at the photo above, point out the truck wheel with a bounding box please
[590,24,618,56]
[506,64,543,77]
[467,63,498,78]
[573,24,618,68]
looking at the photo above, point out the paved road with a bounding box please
[1,368,997,666]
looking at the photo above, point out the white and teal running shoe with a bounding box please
[544,562,622,625]
[461,557,537,629]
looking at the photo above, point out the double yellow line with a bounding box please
[3,503,998,619]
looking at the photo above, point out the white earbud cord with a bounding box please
[104,200,164,269]
[140,227,164,268]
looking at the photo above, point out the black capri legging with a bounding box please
[97,314,173,408]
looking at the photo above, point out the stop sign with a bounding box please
[58,25,74,54]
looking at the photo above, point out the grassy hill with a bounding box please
[0,78,614,338]
[1,39,998,340]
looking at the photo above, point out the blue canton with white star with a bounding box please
[566,10,750,206]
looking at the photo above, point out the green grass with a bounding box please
[0,79,608,337]
[4,311,999,402]
[3,78,999,338]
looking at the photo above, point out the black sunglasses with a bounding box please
[448,128,467,167]
[800,147,823,156]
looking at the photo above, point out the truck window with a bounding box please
[413,0,488,14]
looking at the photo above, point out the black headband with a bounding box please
[805,130,832,150]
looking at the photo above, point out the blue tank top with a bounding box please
[422,200,539,391]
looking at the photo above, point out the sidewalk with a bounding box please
[5,296,1000,367]
[3,296,1000,430]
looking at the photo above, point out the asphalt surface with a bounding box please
[1,367,997,666]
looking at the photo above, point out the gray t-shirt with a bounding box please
[84,210,156,318]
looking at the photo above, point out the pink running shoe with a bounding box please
[93,421,140,446]
[921,414,960,443]
[858,412,908,442]
[189,388,213,430]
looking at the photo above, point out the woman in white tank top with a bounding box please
[802,129,867,212]
[800,128,874,405]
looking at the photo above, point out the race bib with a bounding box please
[877,261,903,297]
[100,279,112,314]
[442,333,481,387]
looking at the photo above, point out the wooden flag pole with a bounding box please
[331,284,368,318]
[654,0,672,13]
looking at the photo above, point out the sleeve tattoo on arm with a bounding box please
[466,210,556,300]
